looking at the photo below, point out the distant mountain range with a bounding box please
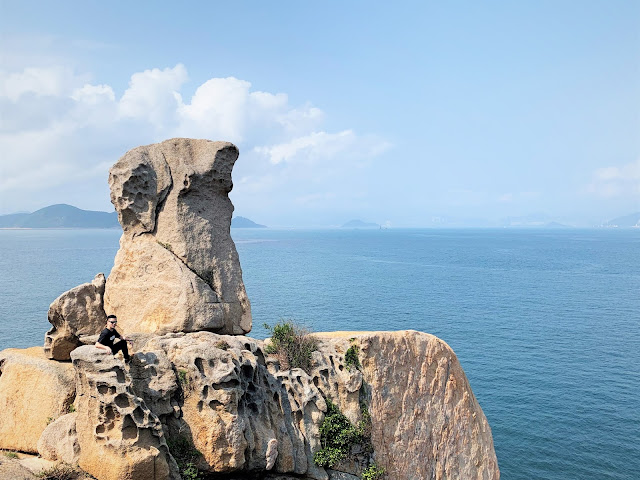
[602,212,640,228]
[341,219,380,228]
[231,216,266,228]
[0,204,268,229]
[0,204,119,228]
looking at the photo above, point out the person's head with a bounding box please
[106,315,117,329]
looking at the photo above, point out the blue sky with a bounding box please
[1,1,638,226]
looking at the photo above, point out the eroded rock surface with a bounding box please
[312,331,500,480]
[37,412,80,464]
[138,332,328,479]
[44,273,107,360]
[0,347,75,453]
[117,330,498,480]
[104,138,251,335]
[70,346,180,480]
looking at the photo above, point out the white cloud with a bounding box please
[118,64,188,128]
[71,84,115,104]
[587,159,640,198]
[0,63,391,217]
[0,66,88,101]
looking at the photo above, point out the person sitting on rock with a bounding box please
[96,315,132,363]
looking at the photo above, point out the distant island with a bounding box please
[602,212,640,228]
[341,219,380,228]
[231,216,267,228]
[0,205,268,230]
[0,204,119,228]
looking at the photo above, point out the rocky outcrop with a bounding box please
[100,330,495,480]
[312,331,499,480]
[0,347,75,453]
[137,332,327,479]
[70,346,179,480]
[37,413,80,464]
[104,138,251,335]
[44,273,107,360]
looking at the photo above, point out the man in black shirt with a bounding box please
[96,315,132,363]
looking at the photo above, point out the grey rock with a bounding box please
[37,413,80,464]
[104,138,251,336]
[70,345,180,480]
[44,273,107,360]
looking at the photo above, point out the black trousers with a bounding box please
[110,341,130,360]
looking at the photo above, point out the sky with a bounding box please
[0,1,638,227]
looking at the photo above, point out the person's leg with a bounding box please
[110,341,131,362]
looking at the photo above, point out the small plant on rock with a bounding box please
[156,241,173,253]
[167,436,202,480]
[264,319,318,374]
[362,463,386,480]
[37,463,81,480]
[177,369,190,388]
[2,450,18,459]
[314,399,366,468]
[345,344,361,371]
[214,340,230,351]
[67,403,76,413]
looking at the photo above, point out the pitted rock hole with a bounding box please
[105,406,116,421]
[195,357,205,376]
[132,406,145,423]
[241,364,253,380]
[97,384,109,395]
[122,415,138,440]
[212,379,239,390]
[114,393,130,408]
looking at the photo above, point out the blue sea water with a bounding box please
[0,228,638,479]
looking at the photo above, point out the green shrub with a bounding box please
[177,369,188,386]
[2,450,18,459]
[314,399,365,468]
[362,463,385,480]
[345,344,361,371]
[214,340,230,351]
[67,403,76,413]
[264,320,318,374]
[167,436,202,480]
[37,463,79,480]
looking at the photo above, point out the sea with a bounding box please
[0,227,638,479]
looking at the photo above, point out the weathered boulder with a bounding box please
[139,332,328,479]
[44,273,107,360]
[311,331,500,480]
[37,412,80,464]
[104,138,251,336]
[0,347,75,452]
[70,345,180,480]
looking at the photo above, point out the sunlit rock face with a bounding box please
[0,347,75,453]
[70,345,180,480]
[44,273,107,361]
[104,138,251,336]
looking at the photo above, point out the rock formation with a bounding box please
[44,273,107,360]
[0,138,499,480]
[37,413,80,464]
[0,347,75,452]
[71,346,179,480]
[104,138,251,335]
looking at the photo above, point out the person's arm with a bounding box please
[95,341,111,352]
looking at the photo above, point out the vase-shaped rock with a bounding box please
[104,138,251,335]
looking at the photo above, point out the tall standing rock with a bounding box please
[104,138,251,335]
